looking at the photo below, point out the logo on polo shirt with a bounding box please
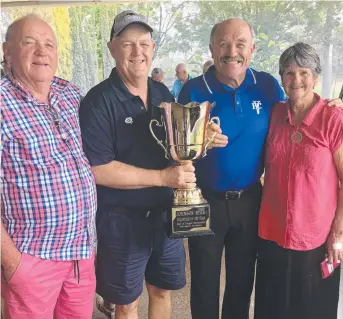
[125,117,133,124]
[252,101,262,114]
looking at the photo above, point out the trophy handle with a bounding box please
[203,116,221,157]
[149,119,169,159]
[209,116,220,127]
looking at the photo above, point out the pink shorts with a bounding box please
[1,252,96,319]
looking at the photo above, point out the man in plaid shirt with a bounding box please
[1,15,97,318]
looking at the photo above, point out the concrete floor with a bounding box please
[92,241,255,319]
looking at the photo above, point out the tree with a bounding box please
[2,1,342,96]
[69,6,99,95]
[299,1,343,97]
[174,1,343,93]
[52,7,72,80]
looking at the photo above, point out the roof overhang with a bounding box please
[1,0,157,8]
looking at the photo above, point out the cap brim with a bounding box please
[113,21,153,37]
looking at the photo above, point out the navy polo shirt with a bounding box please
[79,68,174,211]
[178,66,285,192]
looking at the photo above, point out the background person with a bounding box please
[151,67,164,83]
[203,59,214,73]
[171,63,192,101]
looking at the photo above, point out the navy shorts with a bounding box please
[96,209,186,305]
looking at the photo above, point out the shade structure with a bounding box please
[1,0,160,8]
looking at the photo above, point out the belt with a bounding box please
[203,182,260,201]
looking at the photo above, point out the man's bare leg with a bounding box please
[115,299,139,319]
[146,283,171,319]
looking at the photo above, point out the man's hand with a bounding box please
[2,249,21,283]
[160,161,196,189]
[327,219,343,264]
[326,98,343,108]
[205,122,228,149]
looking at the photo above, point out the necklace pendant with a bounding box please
[290,131,302,143]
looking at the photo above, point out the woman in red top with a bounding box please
[254,42,343,319]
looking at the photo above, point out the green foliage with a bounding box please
[172,0,343,95]
[9,6,52,22]
[52,7,72,80]
[68,5,100,94]
[2,1,343,96]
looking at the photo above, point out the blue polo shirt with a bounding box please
[171,74,193,101]
[178,66,285,192]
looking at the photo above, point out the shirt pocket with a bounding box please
[7,130,57,166]
[265,139,286,168]
[296,144,324,174]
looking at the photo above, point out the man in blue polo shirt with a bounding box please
[171,63,192,101]
[79,10,195,319]
[178,18,284,319]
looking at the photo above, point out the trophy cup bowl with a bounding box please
[149,101,219,238]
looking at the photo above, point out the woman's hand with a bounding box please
[327,220,343,264]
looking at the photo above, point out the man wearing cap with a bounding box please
[79,10,192,319]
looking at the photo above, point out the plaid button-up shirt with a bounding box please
[1,75,97,260]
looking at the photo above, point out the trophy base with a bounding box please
[166,203,214,239]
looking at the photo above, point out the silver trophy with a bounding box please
[150,101,219,238]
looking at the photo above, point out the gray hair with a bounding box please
[210,19,255,45]
[5,14,42,41]
[203,59,214,68]
[203,59,214,72]
[176,63,187,72]
[279,42,321,77]
[151,67,163,76]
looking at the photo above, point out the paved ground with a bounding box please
[92,241,255,319]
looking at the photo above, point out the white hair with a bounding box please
[176,63,187,72]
